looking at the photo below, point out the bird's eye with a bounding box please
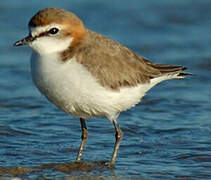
[49,28,59,35]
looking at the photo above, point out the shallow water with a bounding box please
[1,0,211,179]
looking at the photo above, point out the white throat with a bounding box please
[30,36,73,55]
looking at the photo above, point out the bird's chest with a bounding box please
[30,53,97,116]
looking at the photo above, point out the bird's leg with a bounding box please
[110,119,123,165]
[76,118,88,162]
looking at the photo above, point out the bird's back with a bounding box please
[61,29,190,91]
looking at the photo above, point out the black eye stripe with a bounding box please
[34,31,49,39]
[32,27,59,39]
[40,31,49,37]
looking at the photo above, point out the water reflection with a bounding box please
[0,161,113,177]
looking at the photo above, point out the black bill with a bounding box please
[14,35,35,46]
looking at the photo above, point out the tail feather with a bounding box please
[143,58,192,78]
[177,72,193,77]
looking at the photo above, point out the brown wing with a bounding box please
[62,29,189,90]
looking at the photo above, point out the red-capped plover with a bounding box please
[14,8,190,165]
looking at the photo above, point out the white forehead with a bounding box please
[29,23,64,36]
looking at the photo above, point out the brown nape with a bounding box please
[64,21,86,47]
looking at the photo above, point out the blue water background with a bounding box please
[1,0,211,179]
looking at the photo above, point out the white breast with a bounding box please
[31,52,152,121]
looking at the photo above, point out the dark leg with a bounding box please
[76,118,88,162]
[110,119,123,165]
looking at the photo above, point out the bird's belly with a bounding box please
[31,54,150,120]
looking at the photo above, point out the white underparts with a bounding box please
[31,55,153,121]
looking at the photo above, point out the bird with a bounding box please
[14,7,190,166]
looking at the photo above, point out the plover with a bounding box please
[14,8,190,165]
